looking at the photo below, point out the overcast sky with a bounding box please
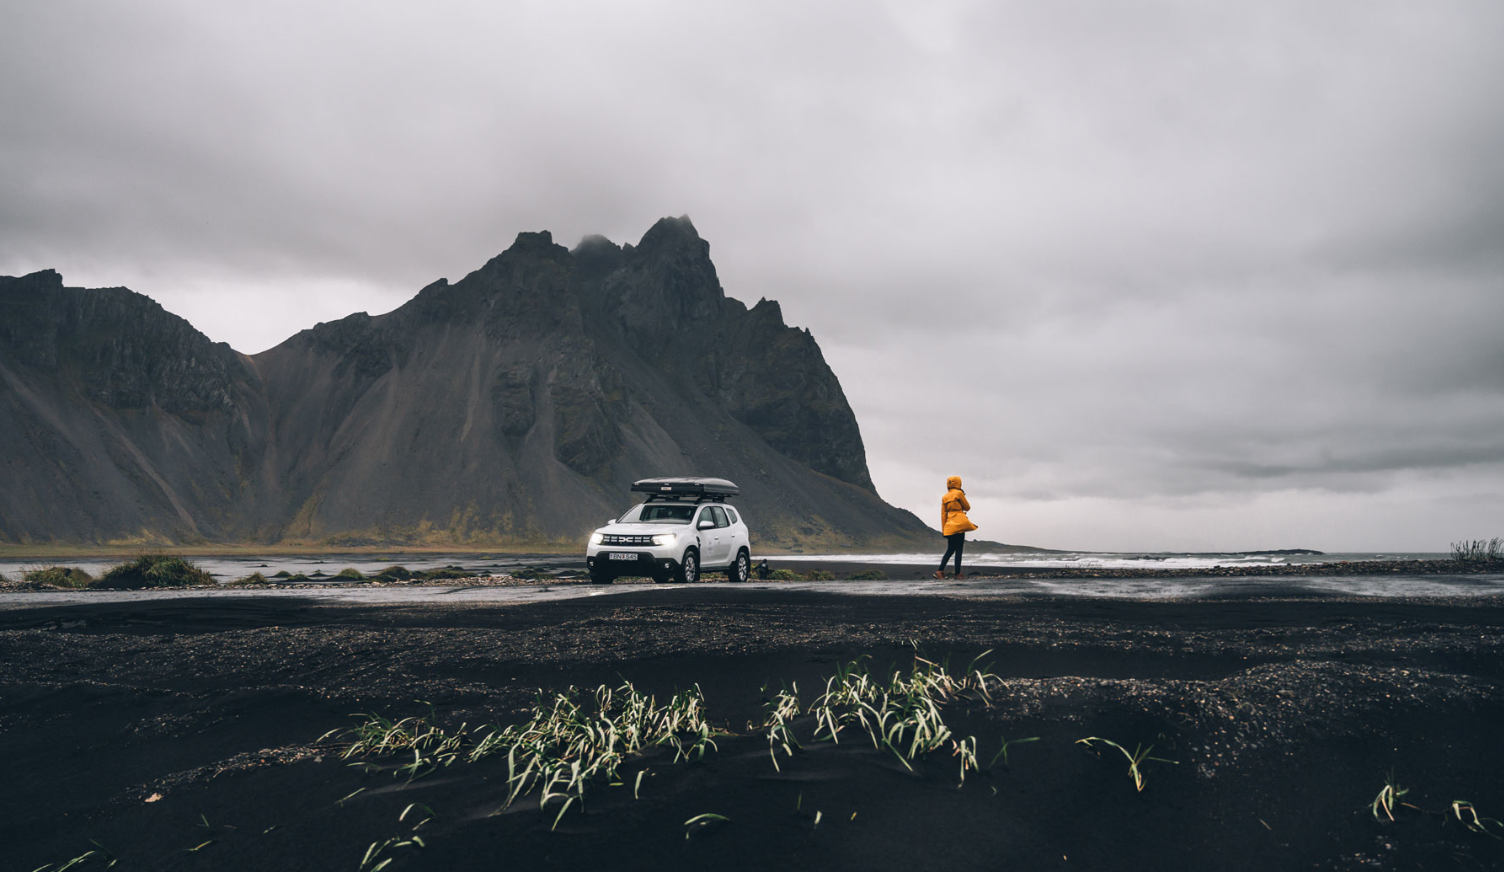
[3,1,1501,552]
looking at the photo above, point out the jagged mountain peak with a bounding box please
[500,229,570,262]
[10,268,64,290]
[637,214,703,248]
[469,230,572,284]
[573,234,622,256]
[633,216,713,274]
[750,298,786,325]
[0,220,929,548]
[571,235,626,280]
[592,219,724,336]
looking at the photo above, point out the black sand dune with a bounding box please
[4,589,1504,870]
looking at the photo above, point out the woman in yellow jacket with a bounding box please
[936,475,978,579]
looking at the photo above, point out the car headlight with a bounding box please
[652,533,675,546]
[590,532,603,545]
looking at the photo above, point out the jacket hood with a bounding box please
[946,475,962,490]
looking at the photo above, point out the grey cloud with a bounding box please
[2,0,1501,549]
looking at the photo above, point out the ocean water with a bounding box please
[788,550,1449,570]
[0,550,1448,583]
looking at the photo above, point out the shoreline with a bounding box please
[760,556,1499,579]
[0,544,1047,561]
[2,557,1499,593]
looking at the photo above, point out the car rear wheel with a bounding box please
[728,549,750,583]
[674,548,699,584]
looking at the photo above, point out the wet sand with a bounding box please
[4,588,1503,871]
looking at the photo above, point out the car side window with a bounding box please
[724,507,738,525]
[708,506,729,528]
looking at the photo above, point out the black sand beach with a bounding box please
[5,587,1504,871]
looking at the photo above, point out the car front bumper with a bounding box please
[585,547,683,576]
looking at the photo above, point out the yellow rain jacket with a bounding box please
[941,475,978,536]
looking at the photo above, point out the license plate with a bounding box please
[608,552,637,561]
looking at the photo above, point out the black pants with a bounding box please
[940,533,965,575]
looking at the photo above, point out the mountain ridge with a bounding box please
[0,218,945,551]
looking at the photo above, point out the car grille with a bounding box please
[602,534,656,546]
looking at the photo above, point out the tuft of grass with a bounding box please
[23,566,95,589]
[373,566,413,581]
[470,682,723,827]
[847,569,887,580]
[802,570,837,581]
[323,704,470,782]
[227,573,268,586]
[762,685,802,772]
[951,735,981,782]
[1452,801,1504,839]
[271,570,292,579]
[765,652,997,784]
[1077,737,1177,792]
[511,566,556,579]
[327,682,725,829]
[1372,770,1417,821]
[96,555,214,589]
[1451,537,1504,562]
[767,569,800,581]
[359,834,424,871]
[420,566,472,580]
[335,568,365,580]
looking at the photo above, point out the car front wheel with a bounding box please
[589,566,614,584]
[728,549,750,583]
[674,548,699,584]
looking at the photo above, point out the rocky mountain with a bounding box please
[0,218,937,551]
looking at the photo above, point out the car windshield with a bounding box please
[619,503,696,524]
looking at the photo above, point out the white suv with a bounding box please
[585,477,752,584]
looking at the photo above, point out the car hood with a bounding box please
[596,523,691,535]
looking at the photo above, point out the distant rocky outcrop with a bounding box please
[0,218,936,550]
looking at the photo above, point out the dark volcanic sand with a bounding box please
[4,589,1503,871]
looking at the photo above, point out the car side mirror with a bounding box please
[698,519,715,530]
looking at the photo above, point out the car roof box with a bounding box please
[631,477,740,501]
